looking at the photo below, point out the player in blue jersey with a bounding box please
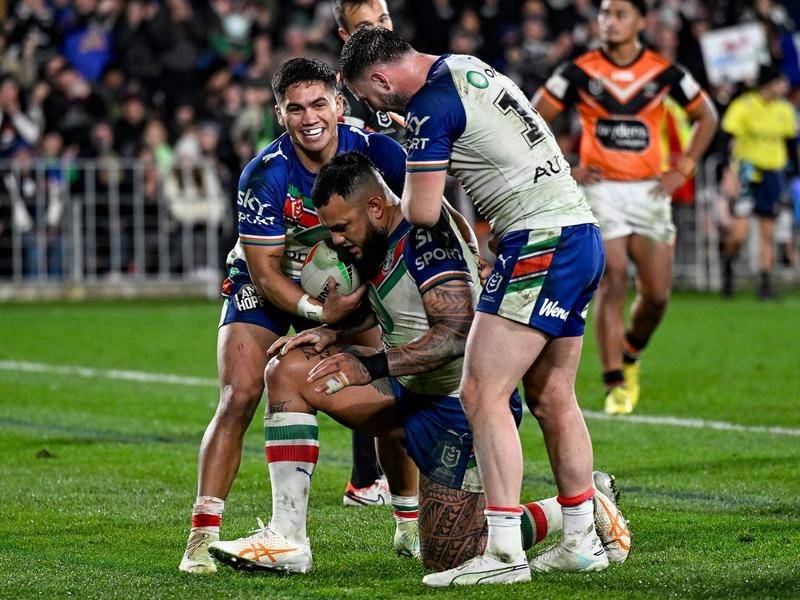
[207,152,629,575]
[179,57,417,574]
[180,57,484,574]
[340,28,607,585]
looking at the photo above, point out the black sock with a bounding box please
[350,430,381,488]
[623,332,647,364]
[603,369,625,388]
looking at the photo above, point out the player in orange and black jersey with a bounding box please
[334,0,405,145]
[532,0,718,415]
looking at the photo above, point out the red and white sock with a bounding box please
[390,494,419,524]
[191,495,224,537]
[558,487,595,546]
[519,497,562,549]
[264,412,319,543]
[485,505,524,561]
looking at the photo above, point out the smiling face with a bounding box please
[275,81,343,156]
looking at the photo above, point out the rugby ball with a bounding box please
[301,240,360,301]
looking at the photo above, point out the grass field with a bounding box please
[1,292,799,598]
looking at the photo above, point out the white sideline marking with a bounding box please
[2,359,799,437]
[582,410,800,437]
[0,360,217,388]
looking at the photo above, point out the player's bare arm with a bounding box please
[268,310,378,356]
[401,170,447,228]
[307,279,473,393]
[441,199,491,283]
[243,243,365,324]
[652,94,719,197]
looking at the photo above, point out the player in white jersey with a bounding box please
[207,152,630,575]
[340,28,607,584]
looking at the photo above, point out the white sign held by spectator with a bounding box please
[700,23,768,86]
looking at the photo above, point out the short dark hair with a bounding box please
[311,152,383,208]
[332,0,373,29]
[271,57,337,103]
[625,0,649,15]
[339,26,413,83]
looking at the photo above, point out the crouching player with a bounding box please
[208,152,631,575]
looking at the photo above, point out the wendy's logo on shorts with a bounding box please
[485,273,503,293]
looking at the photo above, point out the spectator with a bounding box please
[114,93,147,158]
[0,75,42,158]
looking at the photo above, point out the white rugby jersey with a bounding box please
[404,54,596,237]
[367,211,479,397]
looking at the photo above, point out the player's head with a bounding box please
[271,57,343,154]
[311,151,395,278]
[333,0,393,41]
[339,26,414,113]
[598,0,648,46]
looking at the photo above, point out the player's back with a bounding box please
[405,54,595,238]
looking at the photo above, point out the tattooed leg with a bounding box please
[265,346,403,436]
[418,473,488,572]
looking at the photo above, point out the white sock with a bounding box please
[264,412,319,543]
[390,494,419,524]
[190,495,224,537]
[560,496,595,547]
[485,506,523,561]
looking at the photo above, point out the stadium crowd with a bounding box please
[0,0,799,278]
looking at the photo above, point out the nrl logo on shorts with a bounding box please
[441,444,461,468]
[485,273,503,293]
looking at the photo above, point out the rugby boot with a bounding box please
[208,518,312,573]
[394,520,421,559]
[592,471,631,563]
[604,385,634,415]
[529,525,608,573]
[622,361,640,410]
[178,530,218,574]
[422,551,531,587]
[342,476,389,507]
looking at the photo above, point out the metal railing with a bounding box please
[1,155,794,300]
[0,158,232,300]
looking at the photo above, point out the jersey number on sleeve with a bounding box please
[494,90,545,148]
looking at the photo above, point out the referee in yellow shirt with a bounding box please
[720,65,799,299]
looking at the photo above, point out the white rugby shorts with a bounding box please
[583,179,676,245]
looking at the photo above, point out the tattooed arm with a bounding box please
[306,279,473,393]
[386,279,472,375]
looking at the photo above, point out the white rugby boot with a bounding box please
[422,552,531,587]
[593,470,631,563]
[208,518,312,573]
[393,520,421,559]
[178,530,218,574]
[342,476,390,507]
[529,524,609,573]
